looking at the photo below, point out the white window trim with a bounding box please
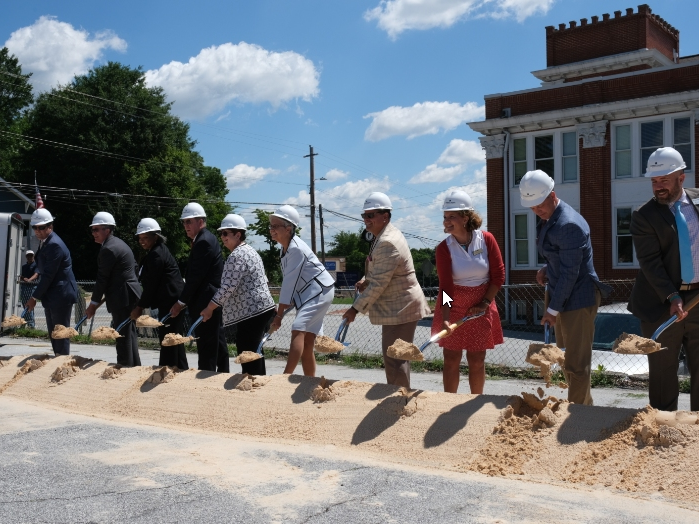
[510,300,527,325]
[612,205,641,269]
[510,211,547,270]
[510,127,579,187]
[561,130,579,184]
[533,300,545,322]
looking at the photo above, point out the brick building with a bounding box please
[468,4,698,321]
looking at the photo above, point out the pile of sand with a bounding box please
[311,376,336,402]
[135,315,163,328]
[0,356,48,393]
[232,373,271,391]
[234,351,261,364]
[613,333,662,354]
[50,356,92,384]
[526,343,566,387]
[314,335,345,354]
[100,365,126,380]
[147,366,177,384]
[2,315,26,328]
[91,327,122,340]
[162,333,193,346]
[51,325,78,339]
[386,339,423,361]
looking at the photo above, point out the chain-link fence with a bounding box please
[13,278,679,377]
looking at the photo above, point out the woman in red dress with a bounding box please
[432,191,504,394]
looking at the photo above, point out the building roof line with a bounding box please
[0,176,36,212]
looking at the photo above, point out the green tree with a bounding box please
[13,62,230,277]
[410,247,437,287]
[326,228,369,275]
[0,47,33,180]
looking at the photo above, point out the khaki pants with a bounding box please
[382,321,418,389]
[555,290,600,405]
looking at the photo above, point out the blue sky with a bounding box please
[4,0,699,250]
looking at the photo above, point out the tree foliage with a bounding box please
[0,47,33,180]
[11,62,230,277]
[326,228,370,275]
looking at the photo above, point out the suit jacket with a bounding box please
[279,236,334,309]
[90,234,142,313]
[32,232,78,308]
[353,222,431,325]
[537,200,611,313]
[137,240,184,313]
[179,228,223,313]
[628,187,699,322]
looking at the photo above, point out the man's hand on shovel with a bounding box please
[670,296,689,321]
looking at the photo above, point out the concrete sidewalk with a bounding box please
[0,336,688,410]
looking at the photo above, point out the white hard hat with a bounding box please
[218,213,247,231]
[519,170,555,207]
[271,205,300,227]
[30,208,54,226]
[26,250,34,255]
[135,218,161,236]
[363,192,392,211]
[645,147,686,177]
[180,202,206,220]
[90,211,116,227]
[442,190,474,212]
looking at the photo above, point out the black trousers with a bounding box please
[192,308,228,373]
[45,304,73,356]
[112,306,141,367]
[157,311,188,370]
[233,308,275,376]
[642,288,699,411]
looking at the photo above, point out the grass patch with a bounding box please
[590,364,617,388]
[679,378,691,394]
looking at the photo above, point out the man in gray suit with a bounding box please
[628,146,699,411]
[86,212,142,367]
[521,170,611,405]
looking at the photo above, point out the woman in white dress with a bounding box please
[268,205,335,376]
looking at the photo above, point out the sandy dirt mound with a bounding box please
[526,343,566,387]
[135,315,163,328]
[386,339,423,361]
[314,336,345,354]
[91,327,122,340]
[612,333,662,354]
[0,355,49,393]
[50,356,93,384]
[147,366,177,384]
[311,376,337,402]
[101,365,126,380]
[2,315,27,328]
[162,333,193,346]
[51,325,79,339]
[234,351,261,364]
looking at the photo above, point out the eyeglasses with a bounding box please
[268,224,288,230]
[31,225,48,231]
[361,211,385,219]
[220,230,231,237]
[91,227,104,233]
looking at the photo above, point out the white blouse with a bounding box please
[446,230,490,287]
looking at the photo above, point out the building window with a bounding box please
[615,125,632,178]
[533,300,545,322]
[513,138,527,185]
[616,207,634,264]
[562,131,578,182]
[534,135,554,178]
[674,117,692,170]
[511,300,527,325]
[641,121,664,174]
[514,214,528,266]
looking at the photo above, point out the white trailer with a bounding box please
[0,212,25,323]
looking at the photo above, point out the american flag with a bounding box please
[35,185,44,209]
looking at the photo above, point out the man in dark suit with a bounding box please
[25,208,78,355]
[170,203,228,373]
[521,170,611,405]
[85,212,142,367]
[628,146,699,411]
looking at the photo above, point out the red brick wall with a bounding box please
[545,5,678,67]
[486,157,505,263]
[485,64,699,119]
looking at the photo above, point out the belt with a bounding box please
[679,282,699,291]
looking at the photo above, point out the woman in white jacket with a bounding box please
[268,205,335,376]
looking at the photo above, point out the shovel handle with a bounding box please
[432,311,486,342]
[652,291,699,341]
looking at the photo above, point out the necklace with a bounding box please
[457,231,472,251]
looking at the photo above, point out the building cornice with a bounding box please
[479,134,506,159]
[577,121,608,148]
[531,49,674,84]
[468,90,699,136]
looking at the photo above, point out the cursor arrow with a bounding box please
[442,291,453,308]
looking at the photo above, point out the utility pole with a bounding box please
[304,145,318,253]
[319,204,326,264]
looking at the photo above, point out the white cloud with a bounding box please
[409,138,484,183]
[224,164,280,189]
[4,16,127,89]
[145,42,320,120]
[323,168,349,181]
[365,0,555,39]
[364,101,484,141]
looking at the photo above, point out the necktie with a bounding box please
[674,201,695,283]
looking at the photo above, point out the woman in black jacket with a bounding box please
[130,218,188,369]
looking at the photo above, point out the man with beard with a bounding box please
[628,146,699,411]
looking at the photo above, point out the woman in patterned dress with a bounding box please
[432,191,504,394]
[200,214,275,375]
